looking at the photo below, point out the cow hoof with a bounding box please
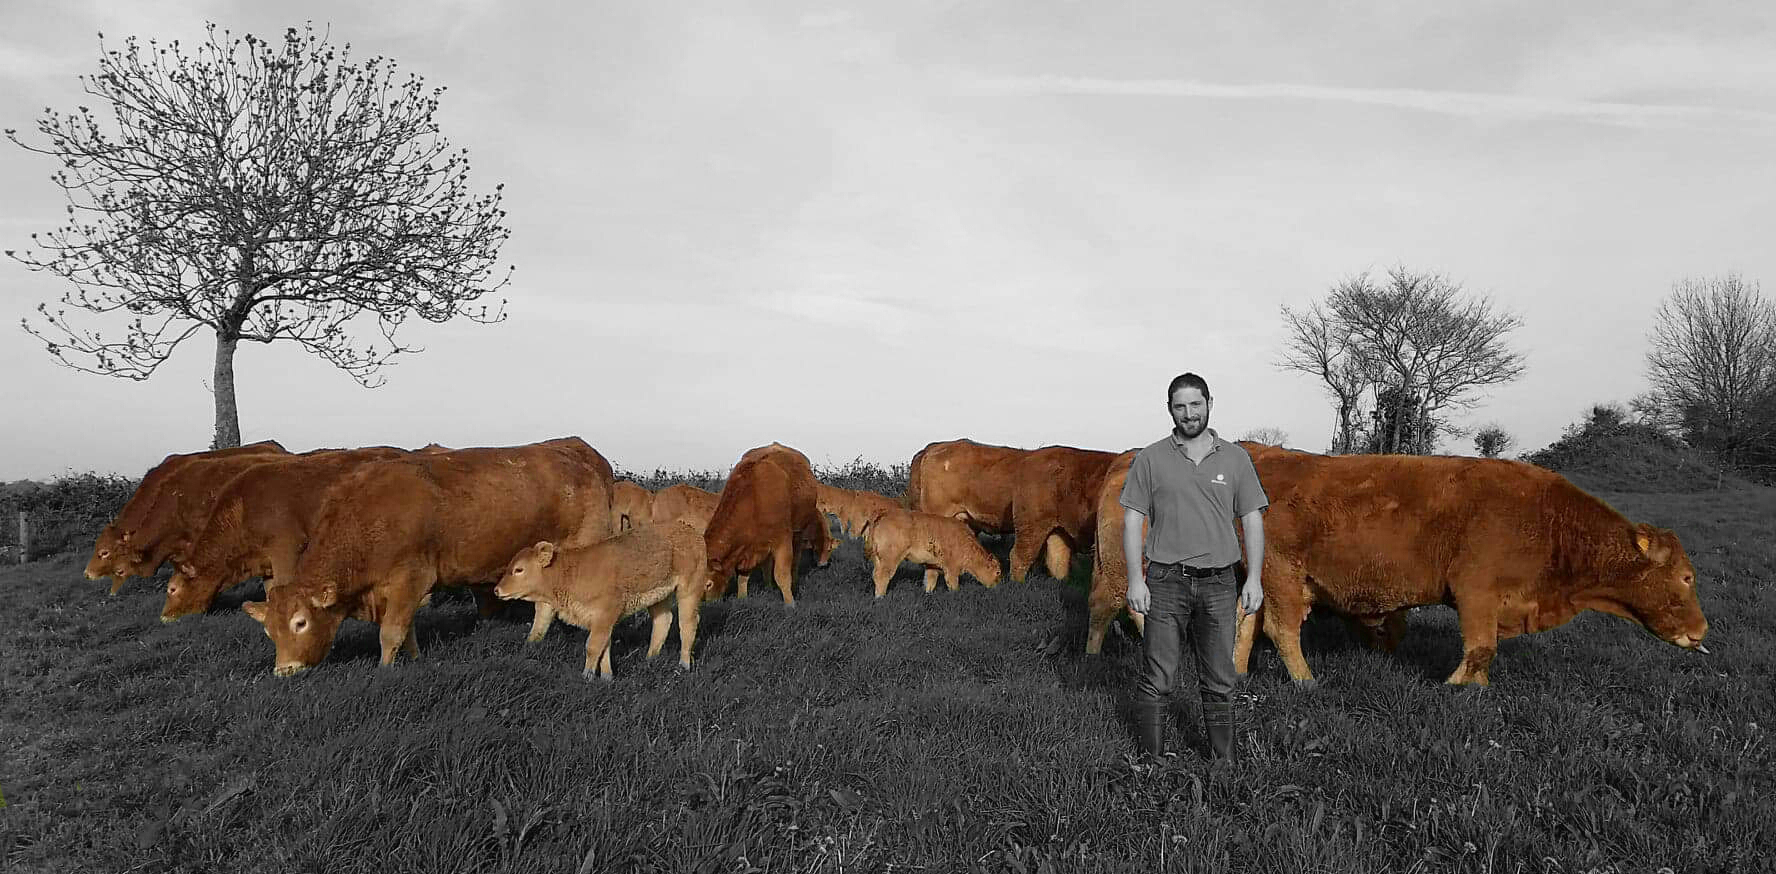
[581,669,612,683]
[1292,678,1319,691]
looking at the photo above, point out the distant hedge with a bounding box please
[0,472,139,561]
[1523,405,1750,493]
[616,457,909,498]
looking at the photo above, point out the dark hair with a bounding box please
[1167,372,1211,403]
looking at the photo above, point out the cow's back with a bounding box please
[301,442,615,591]
[651,484,721,532]
[904,438,1026,532]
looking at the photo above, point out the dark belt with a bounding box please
[1154,561,1235,578]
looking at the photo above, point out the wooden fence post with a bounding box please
[16,512,27,564]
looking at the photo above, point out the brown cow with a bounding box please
[161,447,410,622]
[611,481,655,532]
[1085,450,1149,654]
[650,484,722,533]
[1231,445,1710,686]
[862,507,1002,597]
[85,440,288,593]
[903,439,1026,537]
[88,449,294,592]
[1009,445,1119,583]
[816,483,902,538]
[493,521,707,679]
[241,439,617,676]
[703,443,830,606]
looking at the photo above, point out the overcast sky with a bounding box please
[4,1,1773,481]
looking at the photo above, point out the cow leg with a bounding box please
[581,608,618,681]
[108,575,129,596]
[645,600,674,658]
[674,577,701,670]
[1043,534,1072,581]
[736,566,749,599]
[401,625,420,660]
[1008,524,1044,584]
[815,523,834,568]
[378,570,431,667]
[1258,560,1315,684]
[922,567,940,594]
[1233,607,1260,672]
[771,537,797,607]
[1448,592,1501,686]
[871,548,900,598]
[526,602,558,643]
[942,564,959,592]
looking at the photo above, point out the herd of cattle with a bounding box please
[80,435,1710,685]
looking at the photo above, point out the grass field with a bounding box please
[3,486,1772,873]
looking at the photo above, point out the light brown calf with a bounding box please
[862,508,1002,598]
[494,521,707,680]
[649,484,721,533]
[611,481,655,531]
[816,483,902,538]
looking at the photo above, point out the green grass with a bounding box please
[3,488,1772,872]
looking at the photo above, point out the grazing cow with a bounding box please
[85,440,288,593]
[903,439,1026,537]
[1008,445,1119,583]
[1230,445,1710,686]
[703,443,830,605]
[650,484,722,533]
[241,439,617,676]
[1085,450,1149,654]
[611,481,655,532]
[861,507,1002,597]
[161,447,410,622]
[816,483,902,538]
[87,449,293,592]
[493,521,707,679]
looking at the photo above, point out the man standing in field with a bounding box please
[1120,372,1267,763]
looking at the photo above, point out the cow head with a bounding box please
[965,543,1003,588]
[162,560,228,623]
[1585,523,1709,652]
[242,581,348,677]
[494,541,557,603]
[84,525,124,580]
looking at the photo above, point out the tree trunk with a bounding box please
[211,329,241,450]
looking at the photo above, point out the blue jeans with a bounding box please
[1135,563,1239,704]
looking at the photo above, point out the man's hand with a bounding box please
[1240,577,1264,615]
[1127,578,1151,615]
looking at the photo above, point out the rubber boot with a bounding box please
[1134,699,1166,761]
[1203,697,1235,762]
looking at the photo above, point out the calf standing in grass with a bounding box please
[494,521,707,680]
[862,507,1002,597]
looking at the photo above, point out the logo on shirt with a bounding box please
[1213,473,1228,485]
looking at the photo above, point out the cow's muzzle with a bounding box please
[1672,634,1709,654]
[273,662,310,678]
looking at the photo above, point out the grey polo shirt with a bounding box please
[1118,428,1268,568]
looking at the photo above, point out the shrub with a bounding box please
[0,472,140,560]
[1524,404,1747,492]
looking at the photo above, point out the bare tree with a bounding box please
[1238,427,1289,447]
[1643,275,1776,469]
[1277,300,1374,453]
[8,23,512,448]
[1281,267,1526,455]
[1472,423,1515,458]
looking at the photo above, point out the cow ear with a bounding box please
[1634,523,1673,564]
[242,601,268,623]
[310,585,338,610]
[535,541,557,567]
[178,562,197,578]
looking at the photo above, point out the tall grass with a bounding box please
[3,485,1770,872]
